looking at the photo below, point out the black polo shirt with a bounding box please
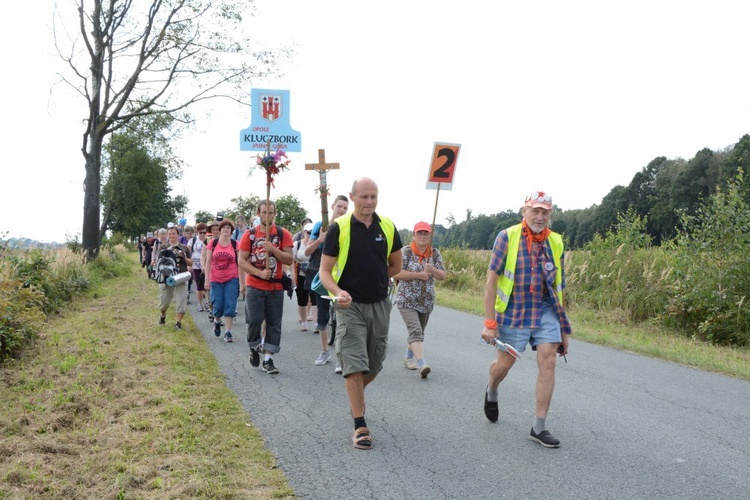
[323,213,402,303]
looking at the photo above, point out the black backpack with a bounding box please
[154,247,177,284]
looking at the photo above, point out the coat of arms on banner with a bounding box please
[260,93,282,122]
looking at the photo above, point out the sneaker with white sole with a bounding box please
[262,358,279,374]
[223,332,233,343]
[419,364,431,378]
[403,358,417,370]
[529,428,561,448]
[315,350,331,366]
[213,322,221,337]
[300,321,308,332]
[334,362,343,374]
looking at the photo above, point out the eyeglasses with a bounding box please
[305,231,311,234]
[526,192,552,203]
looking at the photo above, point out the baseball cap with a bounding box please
[303,222,314,232]
[413,221,431,233]
[524,191,553,210]
[167,222,175,229]
[146,232,154,238]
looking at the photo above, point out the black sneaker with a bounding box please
[159,316,166,325]
[262,358,279,374]
[213,322,221,337]
[175,322,182,330]
[249,347,260,367]
[529,428,561,448]
[224,332,233,343]
[484,388,498,422]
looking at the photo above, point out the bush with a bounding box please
[0,266,46,361]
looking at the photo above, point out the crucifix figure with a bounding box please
[305,149,340,231]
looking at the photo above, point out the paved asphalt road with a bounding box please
[188,295,749,499]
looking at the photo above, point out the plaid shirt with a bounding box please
[488,228,572,335]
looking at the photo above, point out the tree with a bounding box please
[274,194,307,231]
[55,0,287,260]
[101,114,182,238]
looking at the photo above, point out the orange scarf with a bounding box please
[410,241,432,264]
[522,219,550,255]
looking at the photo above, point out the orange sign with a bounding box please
[426,142,460,190]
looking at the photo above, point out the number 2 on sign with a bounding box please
[428,143,460,185]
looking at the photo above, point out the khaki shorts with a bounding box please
[158,282,188,313]
[335,299,392,377]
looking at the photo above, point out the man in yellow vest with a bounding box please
[480,191,571,448]
[319,177,403,450]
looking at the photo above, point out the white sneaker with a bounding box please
[300,321,308,332]
[403,358,418,370]
[315,350,331,366]
[334,361,343,374]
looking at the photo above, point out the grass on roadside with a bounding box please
[438,287,750,381]
[0,253,293,499]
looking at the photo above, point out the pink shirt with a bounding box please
[207,239,239,284]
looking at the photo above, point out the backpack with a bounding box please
[154,247,178,284]
[209,237,238,263]
[249,225,294,294]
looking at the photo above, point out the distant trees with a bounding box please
[440,134,750,250]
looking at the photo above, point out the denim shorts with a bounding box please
[498,298,561,353]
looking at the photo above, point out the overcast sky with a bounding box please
[3,0,748,243]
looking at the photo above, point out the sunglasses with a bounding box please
[198,231,206,234]
[526,192,552,203]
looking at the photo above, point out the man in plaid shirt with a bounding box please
[480,191,571,448]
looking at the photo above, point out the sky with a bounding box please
[2,0,749,243]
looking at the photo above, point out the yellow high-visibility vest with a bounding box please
[331,212,395,287]
[495,223,564,313]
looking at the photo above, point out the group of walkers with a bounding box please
[136,180,571,451]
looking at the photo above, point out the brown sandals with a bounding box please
[353,427,372,450]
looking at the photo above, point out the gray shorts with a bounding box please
[335,299,392,377]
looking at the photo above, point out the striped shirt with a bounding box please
[488,227,572,335]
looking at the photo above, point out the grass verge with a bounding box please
[0,253,293,499]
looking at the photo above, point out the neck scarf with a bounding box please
[410,240,432,264]
[522,219,550,255]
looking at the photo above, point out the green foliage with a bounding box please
[274,194,307,230]
[435,248,488,294]
[0,273,46,360]
[666,170,750,345]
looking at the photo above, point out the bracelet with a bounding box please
[484,319,498,329]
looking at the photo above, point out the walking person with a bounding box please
[233,215,249,300]
[305,195,349,369]
[238,200,294,374]
[319,178,403,450]
[480,191,570,448]
[189,222,208,312]
[205,220,240,343]
[394,221,446,379]
[157,226,193,329]
[202,220,220,319]
[292,222,316,331]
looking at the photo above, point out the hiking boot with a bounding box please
[315,350,331,366]
[159,316,166,325]
[262,358,279,374]
[530,428,561,448]
[403,358,417,370]
[175,322,182,330]
[249,347,260,367]
[484,388,499,422]
[223,332,233,343]
[334,362,343,374]
[213,321,222,337]
[419,364,431,379]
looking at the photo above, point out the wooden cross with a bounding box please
[305,149,340,231]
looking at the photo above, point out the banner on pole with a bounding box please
[239,88,302,153]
